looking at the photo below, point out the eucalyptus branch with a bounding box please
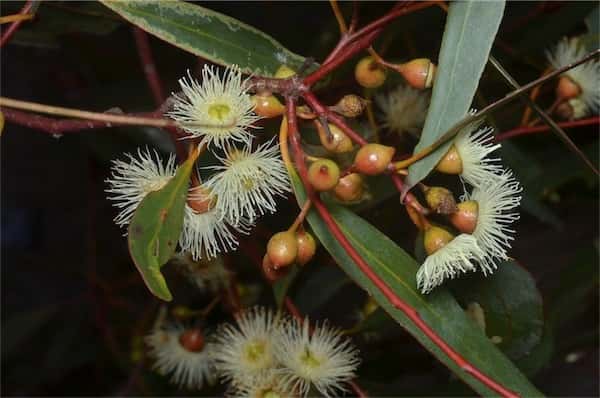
[401,49,600,170]
[0,0,36,47]
[0,97,175,128]
[132,27,166,106]
[496,116,599,142]
[489,55,598,175]
[284,97,518,398]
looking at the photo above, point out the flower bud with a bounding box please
[308,159,341,191]
[316,122,353,153]
[179,329,205,352]
[355,56,386,89]
[556,76,581,101]
[252,93,285,118]
[262,253,290,282]
[333,173,365,202]
[296,231,317,266]
[187,186,215,214]
[435,145,463,175]
[398,58,436,89]
[275,65,296,79]
[555,101,574,120]
[331,94,368,118]
[424,186,457,214]
[353,144,395,175]
[267,231,298,269]
[556,98,587,121]
[449,200,478,234]
[423,226,454,255]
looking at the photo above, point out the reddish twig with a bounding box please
[285,98,519,398]
[284,297,304,321]
[1,107,168,135]
[302,91,368,145]
[2,101,188,160]
[0,0,34,47]
[495,116,600,142]
[132,27,166,106]
[308,1,436,85]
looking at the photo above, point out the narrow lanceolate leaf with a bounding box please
[101,0,305,76]
[288,170,542,396]
[406,1,505,190]
[128,153,196,301]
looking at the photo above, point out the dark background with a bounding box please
[1,1,598,396]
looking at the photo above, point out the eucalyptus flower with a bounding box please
[105,148,176,228]
[168,65,260,147]
[145,323,216,390]
[274,317,361,397]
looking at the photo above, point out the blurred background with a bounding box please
[1,1,598,396]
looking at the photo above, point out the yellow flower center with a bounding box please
[300,347,321,369]
[262,390,281,398]
[208,103,231,122]
[244,340,266,363]
[242,176,255,191]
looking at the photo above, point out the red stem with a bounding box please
[306,1,436,86]
[305,29,381,86]
[132,27,166,106]
[0,0,34,47]
[302,91,368,146]
[1,108,168,135]
[2,104,188,160]
[285,98,519,398]
[495,116,600,141]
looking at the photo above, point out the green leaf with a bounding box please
[288,170,542,396]
[406,1,505,189]
[128,153,196,301]
[449,261,544,362]
[101,0,306,76]
[272,265,300,310]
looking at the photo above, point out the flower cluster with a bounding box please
[546,36,599,119]
[211,307,361,397]
[416,121,522,294]
[106,65,290,262]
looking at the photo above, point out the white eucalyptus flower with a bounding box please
[168,65,260,147]
[145,323,216,390]
[232,372,298,398]
[274,317,360,398]
[546,36,600,115]
[105,148,177,228]
[205,139,291,225]
[179,185,250,261]
[451,123,503,188]
[416,233,485,294]
[212,307,282,387]
[376,84,430,136]
[463,170,522,274]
